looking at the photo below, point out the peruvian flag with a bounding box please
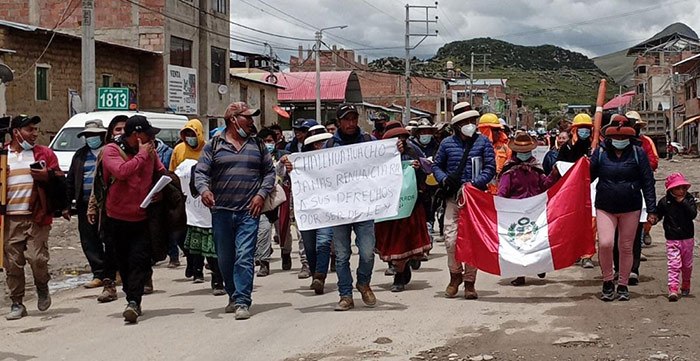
[456,158,595,277]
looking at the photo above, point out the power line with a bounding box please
[359,0,402,21]
[176,0,314,42]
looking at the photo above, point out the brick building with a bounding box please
[0,21,160,143]
[673,54,700,152]
[1,0,233,134]
[291,45,369,72]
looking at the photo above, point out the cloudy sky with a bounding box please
[229,0,700,62]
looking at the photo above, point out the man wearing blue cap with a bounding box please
[286,119,317,153]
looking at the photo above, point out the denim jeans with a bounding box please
[300,227,333,275]
[211,210,259,306]
[333,220,375,297]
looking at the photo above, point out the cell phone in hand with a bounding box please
[29,160,46,170]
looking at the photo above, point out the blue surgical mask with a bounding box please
[185,136,198,148]
[16,133,34,150]
[577,128,591,140]
[86,136,102,149]
[516,152,532,162]
[265,143,275,153]
[611,139,630,149]
[419,134,432,145]
[234,119,248,138]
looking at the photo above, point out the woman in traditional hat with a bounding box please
[591,114,657,302]
[374,121,433,292]
[498,131,560,286]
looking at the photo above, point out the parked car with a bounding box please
[49,111,189,172]
[670,141,685,155]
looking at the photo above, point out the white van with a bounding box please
[49,111,189,172]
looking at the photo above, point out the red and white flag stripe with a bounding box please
[456,158,596,277]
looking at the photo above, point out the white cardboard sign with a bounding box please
[175,159,212,228]
[288,139,403,231]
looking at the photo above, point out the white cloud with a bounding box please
[229,0,700,61]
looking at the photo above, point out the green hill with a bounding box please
[369,38,619,113]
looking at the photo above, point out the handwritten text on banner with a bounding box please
[288,139,403,230]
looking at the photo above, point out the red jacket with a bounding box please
[102,143,164,222]
[6,145,61,226]
[640,135,658,172]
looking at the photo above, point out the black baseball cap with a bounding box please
[124,115,160,136]
[292,118,307,129]
[11,115,41,130]
[336,103,359,120]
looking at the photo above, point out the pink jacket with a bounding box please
[497,158,558,199]
[102,143,164,222]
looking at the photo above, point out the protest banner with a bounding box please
[533,145,550,164]
[288,139,403,231]
[376,161,418,223]
[175,159,211,228]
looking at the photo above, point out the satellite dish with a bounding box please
[0,63,14,84]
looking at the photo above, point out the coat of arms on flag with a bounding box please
[455,158,596,277]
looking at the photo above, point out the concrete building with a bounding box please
[229,72,284,130]
[0,20,160,143]
[673,54,700,153]
[1,0,232,134]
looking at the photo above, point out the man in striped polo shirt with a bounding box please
[195,102,275,320]
[4,115,62,320]
[64,120,111,297]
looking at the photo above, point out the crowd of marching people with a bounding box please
[3,99,696,323]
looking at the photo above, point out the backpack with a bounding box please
[598,145,639,165]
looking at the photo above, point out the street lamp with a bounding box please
[316,25,347,123]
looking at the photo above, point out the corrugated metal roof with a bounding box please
[603,90,635,110]
[275,71,354,102]
[229,72,285,89]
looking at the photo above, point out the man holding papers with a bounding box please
[102,115,165,323]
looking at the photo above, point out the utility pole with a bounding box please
[315,25,346,123]
[404,2,438,124]
[469,52,474,105]
[81,0,95,112]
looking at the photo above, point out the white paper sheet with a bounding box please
[140,175,172,209]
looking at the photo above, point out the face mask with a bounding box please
[516,152,532,162]
[86,136,102,149]
[419,134,432,145]
[185,136,198,148]
[611,139,630,150]
[577,128,591,140]
[460,123,477,137]
[16,132,34,150]
[265,143,275,153]
[234,119,248,138]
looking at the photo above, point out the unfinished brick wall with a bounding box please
[358,71,442,116]
[2,27,146,143]
[0,0,30,22]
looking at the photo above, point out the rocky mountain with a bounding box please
[369,38,618,113]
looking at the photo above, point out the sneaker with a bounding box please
[123,301,139,323]
[298,265,311,279]
[37,287,51,311]
[144,278,154,294]
[5,303,27,321]
[257,261,270,277]
[97,279,118,303]
[629,273,639,286]
[582,258,595,269]
[334,297,354,311]
[83,278,103,289]
[681,289,690,297]
[617,285,630,301]
[356,284,377,307]
[282,253,292,271]
[212,288,227,296]
[643,233,652,246]
[669,292,679,302]
[193,274,205,284]
[234,305,251,320]
[167,258,180,268]
[601,281,615,302]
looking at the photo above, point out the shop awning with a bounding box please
[676,115,700,130]
[603,90,636,110]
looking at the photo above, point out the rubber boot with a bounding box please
[445,272,462,298]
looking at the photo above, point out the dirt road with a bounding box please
[1,157,699,361]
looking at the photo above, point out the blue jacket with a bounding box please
[324,127,375,148]
[155,138,173,169]
[542,148,558,175]
[410,137,439,158]
[591,140,656,214]
[432,134,496,190]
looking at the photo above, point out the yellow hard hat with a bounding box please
[478,113,502,128]
[572,113,593,127]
